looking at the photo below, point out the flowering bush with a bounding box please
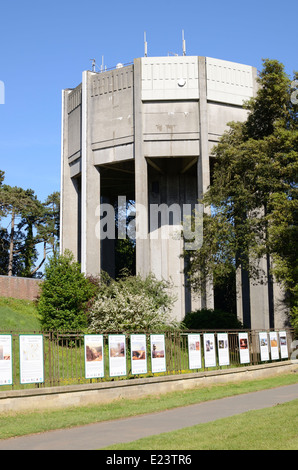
[87,273,177,332]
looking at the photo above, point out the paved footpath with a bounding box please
[0,383,297,450]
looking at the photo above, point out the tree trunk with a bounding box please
[8,209,15,276]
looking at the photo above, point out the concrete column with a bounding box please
[197,56,214,310]
[81,71,101,276]
[133,58,150,277]
[60,89,80,260]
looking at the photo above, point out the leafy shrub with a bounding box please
[37,250,97,331]
[182,308,243,330]
[87,272,177,332]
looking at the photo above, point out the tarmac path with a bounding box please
[0,383,297,450]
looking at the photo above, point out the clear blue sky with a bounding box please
[0,0,297,203]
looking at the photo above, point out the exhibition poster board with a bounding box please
[203,333,216,367]
[84,334,104,379]
[19,334,44,384]
[130,334,147,375]
[279,331,288,359]
[259,332,270,362]
[150,334,166,373]
[108,335,127,377]
[187,334,202,370]
[217,332,230,366]
[0,334,13,386]
[239,332,250,364]
[269,331,279,360]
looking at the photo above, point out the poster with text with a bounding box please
[217,333,230,366]
[131,334,147,375]
[84,334,104,379]
[0,335,12,386]
[203,333,216,367]
[239,332,250,364]
[188,334,202,370]
[269,332,279,360]
[279,331,288,359]
[19,335,44,384]
[108,335,127,377]
[150,334,166,373]
[259,332,270,361]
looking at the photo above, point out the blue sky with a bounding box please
[0,0,297,204]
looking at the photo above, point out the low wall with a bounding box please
[0,361,297,414]
[0,276,42,301]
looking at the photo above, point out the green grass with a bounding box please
[0,372,297,440]
[0,297,41,331]
[104,399,298,450]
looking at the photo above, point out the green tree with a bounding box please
[185,59,298,324]
[0,185,43,276]
[37,250,96,331]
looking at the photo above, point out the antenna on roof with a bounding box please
[100,56,104,73]
[144,31,148,57]
[182,30,186,56]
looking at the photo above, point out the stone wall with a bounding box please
[0,276,42,301]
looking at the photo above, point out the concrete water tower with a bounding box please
[60,52,287,328]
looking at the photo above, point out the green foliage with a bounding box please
[87,272,177,332]
[182,309,243,330]
[0,170,60,277]
[37,250,96,331]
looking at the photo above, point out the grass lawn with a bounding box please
[0,372,297,440]
[0,297,41,331]
[103,399,298,450]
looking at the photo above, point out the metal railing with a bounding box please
[0,328,295,391]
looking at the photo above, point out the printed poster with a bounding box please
[188,334,202,370]
[259,332,270,361]
[84,334,104,379]
[203,333,216,367]
[19,334,44,384]
[269,331,279,360]
[108,335,127,377]
[0,334,13,386]
[131,334,147,375]
[279,331,288,359]
[239,332,250,364]
[217,332,230,366]
[150,334,166,373]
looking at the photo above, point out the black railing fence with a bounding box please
[0,328,295,391]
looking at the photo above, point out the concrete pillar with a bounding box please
[197,56,214,310]
[133,58,150,277]
[60,89,80,260]
[81,71,101,276]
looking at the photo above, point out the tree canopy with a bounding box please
[0,171,60,277]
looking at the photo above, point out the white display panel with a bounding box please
[19,335,44,384]
[0,335,13,386]
[188,334,202,370]
[259,332,270,362]
[203,333,216,367]
[150,334,166,373]
[131,334,147,375]
[279,331,289,359]
[108,335,127,377]
[217,333,230,366]
[269,332,279,360]
[239,332,250,364]
[84,334,104,379]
